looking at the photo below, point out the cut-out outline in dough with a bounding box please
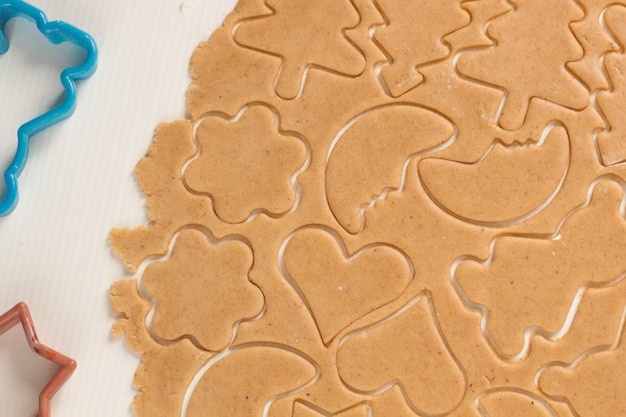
[291,399,372,417]
[452,0,587,130]
[451,1,515,127]
[591,4,626,166]
[371,0,471,97]
[475,387,558,417]
[565,2,619,93]
[110,2,626,414]
[368,0,394,97]
[232,0,367,100]
[181,102,311,224]
[450,176,626,360]
[279,224,415,345]
[418,120,571,227]
[535,304,626,416]
[325,102,458,234]
[336,290,468,417]
[133,225,266,352]
[181,342,321,417]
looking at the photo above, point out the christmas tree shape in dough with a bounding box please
[456,0,589,130]
[595,5,626,165]
[234,0,365,99]
[374,0,469,97]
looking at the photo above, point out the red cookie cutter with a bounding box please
[0,302,76,417]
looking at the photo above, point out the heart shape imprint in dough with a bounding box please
[281,227,413,344]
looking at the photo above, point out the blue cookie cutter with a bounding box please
[0,0,98,216]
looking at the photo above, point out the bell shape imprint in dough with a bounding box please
[337,294,466,416]
[186,345,318,417]
[142,229,264,351]
[184,105,308,223]
[454,180,626,357]
[326,104,456,234]
[281,227,413,344]
[419,124,570,226]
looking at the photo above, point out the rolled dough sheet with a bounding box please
[110,1,626,416]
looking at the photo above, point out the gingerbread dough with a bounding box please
[110,1,626,416]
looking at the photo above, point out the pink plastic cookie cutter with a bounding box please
[0,302,76,417]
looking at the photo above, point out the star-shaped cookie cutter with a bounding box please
[0,302,76,417]
[0,0,98,216]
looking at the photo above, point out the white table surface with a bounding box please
[0,1,238,415]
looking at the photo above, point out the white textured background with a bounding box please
[0,1,237,416]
